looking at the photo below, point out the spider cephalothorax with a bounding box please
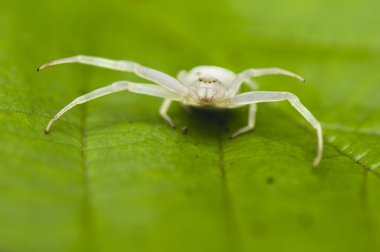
[185,76,226,105]
[38,55,323,167]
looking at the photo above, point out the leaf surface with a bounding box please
[0,0,380,251]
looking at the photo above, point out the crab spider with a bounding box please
[38,55,323,167]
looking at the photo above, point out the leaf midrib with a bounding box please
[80,80,97,252]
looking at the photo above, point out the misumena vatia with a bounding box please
[38,55,323,167]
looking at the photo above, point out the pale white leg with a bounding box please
[244,79,259,90]
[159,99,175,128]
[228,91,322,167]
[227,68,305,96]
[37,55,186,94]
[45,81,179,133]
[231,104,257,138]
[177,70,187,82]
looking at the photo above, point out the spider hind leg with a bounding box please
[230,103,257,138]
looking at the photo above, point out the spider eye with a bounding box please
[198,77,217,84]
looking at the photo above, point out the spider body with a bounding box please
[182,67,231,106]
[38,55,323,167]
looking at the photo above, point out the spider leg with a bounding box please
[230,104,257,138]
[159,99,175,128]
[176,70,187,82]
[45,81,179,133]
[37,55,187,94]
[227,68,305,96]
[244,79,259,90]
[227,91,323,167]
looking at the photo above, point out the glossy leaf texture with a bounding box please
[0,0,380,251]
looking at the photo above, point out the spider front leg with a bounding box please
[38,55,187,95]
[230,104,257,138]
[44,81,179,133]
[227,91,323,167]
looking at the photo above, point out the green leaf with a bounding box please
[1,0,380,251]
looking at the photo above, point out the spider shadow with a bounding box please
[178,106,244,139]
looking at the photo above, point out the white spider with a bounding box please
[37,55,323,167]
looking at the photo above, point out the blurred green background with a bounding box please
[1,0,380,251]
